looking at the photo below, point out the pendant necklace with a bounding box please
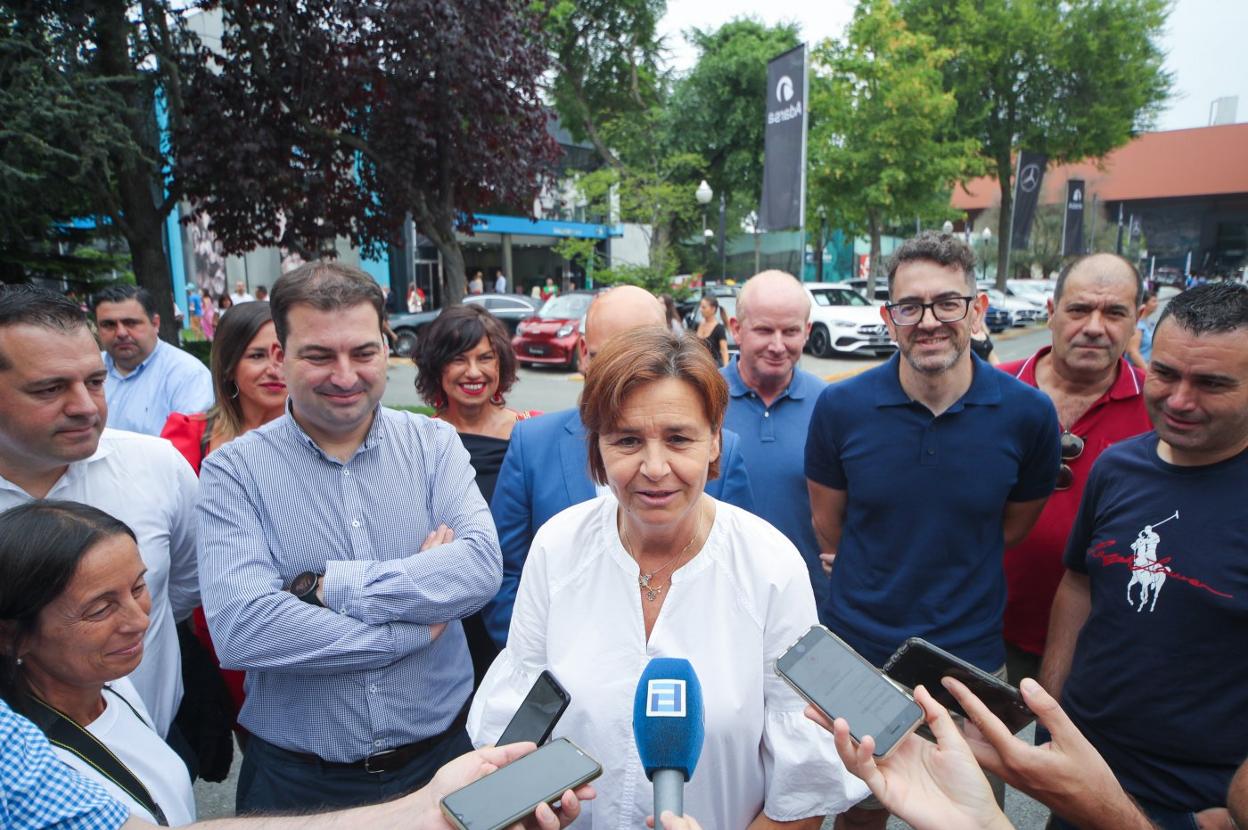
[622,504,706,602]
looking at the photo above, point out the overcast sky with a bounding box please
[659,0,1246,132]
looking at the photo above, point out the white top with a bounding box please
[230,291,255,304]
[0,429,199,736]
[469,496,868,829]
[52,677,197,826]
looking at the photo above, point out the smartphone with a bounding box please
[440,738,602,830]
[496,670,570,747]
[883,637,1035,734]
[775,625,924,758]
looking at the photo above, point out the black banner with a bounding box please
[1010,151,1047,250]
[1061,179,1085,256]
[760,44,807,231]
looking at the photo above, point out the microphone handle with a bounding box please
[652,768,686,819]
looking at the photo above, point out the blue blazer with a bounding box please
[483,408,756,646]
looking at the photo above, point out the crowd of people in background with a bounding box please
[1,232,1246,830]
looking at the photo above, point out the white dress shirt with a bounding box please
[0,429,199,735]
[469,496,868,829]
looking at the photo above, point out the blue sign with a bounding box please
[646,679,687,717]
[471,213,623,240]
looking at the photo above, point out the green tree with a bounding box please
[898,0,1170,287]
[807,0,979,297]
[0,1,195,338]
[666,19,801,234]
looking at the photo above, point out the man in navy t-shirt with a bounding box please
[1042,282,1248,830]
[805,232,1059,830]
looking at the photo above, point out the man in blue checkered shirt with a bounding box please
[1,696,591,829]
[197,262,503,811]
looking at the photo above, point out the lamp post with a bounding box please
[816,205,828,282]
[980,227,992,281]
[696,180,713,276]
[942,220,954,235]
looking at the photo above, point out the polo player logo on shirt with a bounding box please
[1125,512,1176,612]
[1087,510,1233,609]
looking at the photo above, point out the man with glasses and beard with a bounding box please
[804,232,1060,830]
[996,254,1152,685]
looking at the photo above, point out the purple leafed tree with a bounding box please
[176,0,560,302]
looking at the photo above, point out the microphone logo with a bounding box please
[646,679,687,717]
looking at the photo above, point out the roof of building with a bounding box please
[951,123,1248,210]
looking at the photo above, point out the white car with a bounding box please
[981,287,1043,326]
[805,283,897,358]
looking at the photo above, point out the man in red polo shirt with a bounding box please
[997,253,1152,684]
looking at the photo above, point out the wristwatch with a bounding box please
[286,571,324,607]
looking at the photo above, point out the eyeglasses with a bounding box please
[884,296,975,326]
[1056,431,1085,491]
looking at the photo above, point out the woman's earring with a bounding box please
[490,391,505,406]
[230,381,240,399]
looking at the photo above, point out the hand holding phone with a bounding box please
[776,625,924,758]
[883,638,1034,734]
[440,738,602,830]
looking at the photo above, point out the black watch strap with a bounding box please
[287,571,324,607]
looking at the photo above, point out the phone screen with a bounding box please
[441,738,601,830]
[497,670,570,747]
[776,626,923,757]
[884,639,1034,734]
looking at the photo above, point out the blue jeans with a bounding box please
[236,728,473,813]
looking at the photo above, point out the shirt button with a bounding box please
[764,411,770,418]
[352,519,361,528]
[927,449,935,455]
[369,684,378,694]
[343,469,351,477]
[374,739,383,748]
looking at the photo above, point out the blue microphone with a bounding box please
[632,657,705,819]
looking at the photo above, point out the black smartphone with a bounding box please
[883,637,1035,734]
[775,625,924,758]
[496,670,570,747]
[440,738,602,830]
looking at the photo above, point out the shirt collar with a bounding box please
[724,355,810,402]
[0,432,113,498]
[874,352,1002,410]
[1012,346,1144,402]
[282,399,386,462]
[103,339,162,379]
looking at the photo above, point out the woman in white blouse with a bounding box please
[469,328,867,828]
[0,501,196,826]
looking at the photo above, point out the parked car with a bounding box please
[981,288,1041,326]
[512,290,597,370]
[845,278,891,305]
[804,283,896,358]
[984,304,1013,333]
[387,293,539,358]
[1006,279,1054,308]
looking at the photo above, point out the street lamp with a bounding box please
[980,227,993,281]
[942,220,954,235]
[817,205,828,282]
[696,180,713,275]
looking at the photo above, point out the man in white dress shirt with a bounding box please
[0,285,199,737]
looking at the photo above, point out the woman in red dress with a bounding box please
[160,301,286,755]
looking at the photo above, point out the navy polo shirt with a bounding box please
[721,358,829,612]
[805,353,1059,670]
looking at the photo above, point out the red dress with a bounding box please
[160,412,247,723]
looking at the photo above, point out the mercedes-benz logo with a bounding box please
[1019,163,1041,193]
[1072,189,1083,202]
[776,76,794,103]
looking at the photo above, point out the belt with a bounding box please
[284,702,470,774]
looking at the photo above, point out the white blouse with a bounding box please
[52,677,197,826]
[468,496,868,829]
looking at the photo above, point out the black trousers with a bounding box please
[236,727,473,813]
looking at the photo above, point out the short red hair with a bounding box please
[580,328,727,485]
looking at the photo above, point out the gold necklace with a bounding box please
[621,504,706,602]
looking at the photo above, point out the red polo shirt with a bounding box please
[997,349,1151,655]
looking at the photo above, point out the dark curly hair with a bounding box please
[414,304,517,409]
[886,231,978,299]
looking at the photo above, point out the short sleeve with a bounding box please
[1062,456,1108,574]
[1008,392,1061,502]
[759,538,869,819]
[804,386,848,489]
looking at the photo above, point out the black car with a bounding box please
[388,293,539,358]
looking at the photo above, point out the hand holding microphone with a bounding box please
[632,657,705,819]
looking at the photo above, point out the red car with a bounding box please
[512,291,596,370]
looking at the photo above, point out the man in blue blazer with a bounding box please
[483,286,755,646]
